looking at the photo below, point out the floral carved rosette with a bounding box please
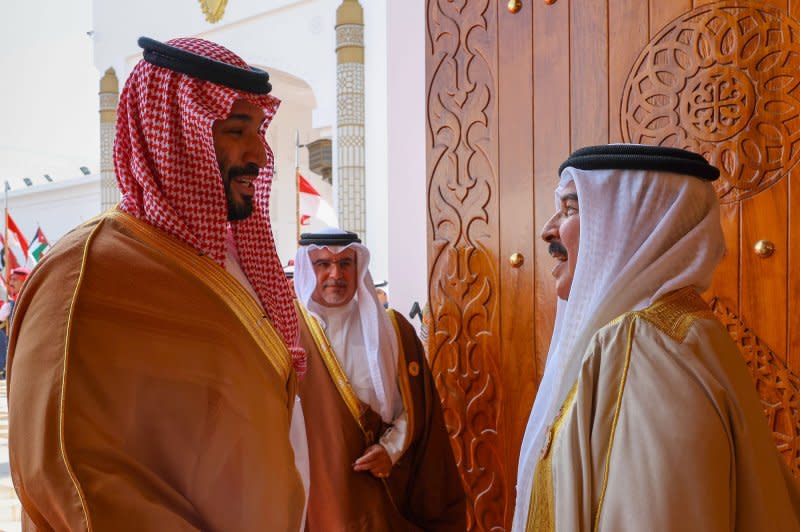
[621,2,800,203]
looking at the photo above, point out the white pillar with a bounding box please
[99,68,119,211]
[335,0,366,239]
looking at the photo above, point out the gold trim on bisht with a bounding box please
[298,303,364,430]
[527,383,578,532]
[106,209,292,382]
[635,286,715,343]
[387,309,416,454]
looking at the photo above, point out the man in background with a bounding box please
[294,228,464,531]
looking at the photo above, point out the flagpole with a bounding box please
[3,181,9,298]
[295,130,304,244]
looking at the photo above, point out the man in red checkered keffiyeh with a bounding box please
[7,37,309,530]
[116,37,304,376]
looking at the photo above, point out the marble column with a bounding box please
[335,0,365,239]
[99,68,119,211]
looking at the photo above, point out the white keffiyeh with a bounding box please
[512,165,726,530]
[294,229,402,423]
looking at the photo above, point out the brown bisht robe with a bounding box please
[297,304,465,531]
[7,210,305,532]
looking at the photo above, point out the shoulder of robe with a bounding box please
[595,286,718,347]
[22,215,109,288]
[387,308,415,333]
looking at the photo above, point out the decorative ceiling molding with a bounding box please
[198,0,228,23]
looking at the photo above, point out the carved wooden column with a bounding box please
[99,68,119,211]
[426,1,506,529]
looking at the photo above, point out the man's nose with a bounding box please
[540,212,560,243]
[329,263,344,278]
[245,134,268,169]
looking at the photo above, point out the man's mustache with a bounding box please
[549,241,568,258]
[322,280,348,288]
[228,163,261,180]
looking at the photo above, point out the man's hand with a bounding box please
[353,444,392,478]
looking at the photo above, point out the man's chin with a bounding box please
[227,198,254,221]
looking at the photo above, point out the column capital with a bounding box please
[336,0,363,27]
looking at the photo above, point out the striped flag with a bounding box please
[6,213,29,262]
[29,226,50,264]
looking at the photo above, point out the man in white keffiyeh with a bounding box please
[513,145,800,531]
[293,228,465,530]
[7,37,307,531]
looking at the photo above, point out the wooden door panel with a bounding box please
[707,203,740,312]
[790,171,800,369]
[609,0,649,143]
[498,3,536,529]
[532,0,570,382]
[427,1,505,530]
[741,179,788,361]
[571,2,609,148]
[651,0,692,30]
[428,2,800,530]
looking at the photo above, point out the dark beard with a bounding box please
[226,192,253,221]
[223,163,260,221]
[548,240,568,259]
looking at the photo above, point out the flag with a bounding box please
[6,213,29,262]
[0,235,21,271]
[29,226,50,263]
[298,174,320,226]
[298,174,337,227]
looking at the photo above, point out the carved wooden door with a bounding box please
[427,1,800,531]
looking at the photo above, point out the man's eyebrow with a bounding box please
[225,113,267,127]
[225,114,255,122]
[560,193,579,202]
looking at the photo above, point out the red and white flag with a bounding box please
[298,174,337,227]
[6,213,29,262]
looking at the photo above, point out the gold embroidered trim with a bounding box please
[635,287,714,343]
[387,310,415,454]
[107,210,291,381]
[61,220,103,531]
[593,315,637,532]
[605,287,714,344]
[298,304,364,430]
[527,382,579,532]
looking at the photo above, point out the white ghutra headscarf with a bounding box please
[512,151,726,530]
[294,228,402,423]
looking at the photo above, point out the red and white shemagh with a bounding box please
[114,37,305,376]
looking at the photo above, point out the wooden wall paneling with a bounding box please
[754,0,789,13]
[570,0,608,148]
[650,0,691,33]
[426,1,502,530]
[609,0,649,143]
[789,170,800,371]
[741,180,789,362]
[497,3,535,530]
[706,203,740,313]
[532,0,571,381]
[792,0,800,20]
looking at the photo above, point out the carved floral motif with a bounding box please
[710,297,800,476]
[622,2,800,202]
[427,0,505,529]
